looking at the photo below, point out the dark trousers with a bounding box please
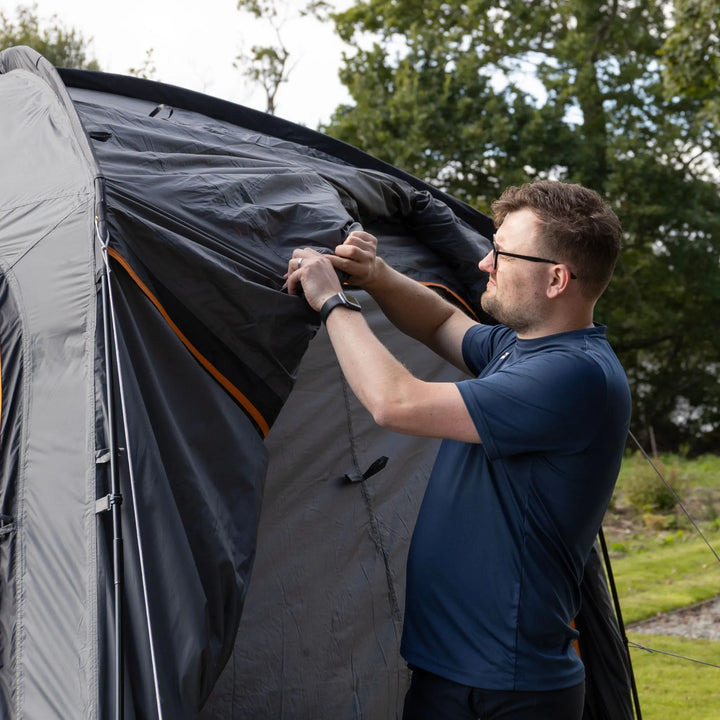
[402,667,585,720]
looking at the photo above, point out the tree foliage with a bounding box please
[662,0,720,128]
[128,48,157,80]
[0,3,99,69]
[324,0,720,453]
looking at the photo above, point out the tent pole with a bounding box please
[97,178,125,720]
[101,271,124,720]
[598,528,643,720]
[96,189,166,720]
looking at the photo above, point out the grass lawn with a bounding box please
[608,529,720,624]
[604,532,720,717]
[616,452,720,492]
[600,452,720,718]
[606,451,720,623]
[628,634,720,719]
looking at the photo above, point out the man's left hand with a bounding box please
[286,249,342,312]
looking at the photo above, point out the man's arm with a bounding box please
[326,231,478,374]
[324,309,480,441]
[286,251,481,442]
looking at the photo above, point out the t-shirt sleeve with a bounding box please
[456,351,607,460]
[462,323,515,375]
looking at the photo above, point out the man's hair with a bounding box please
[491,181,622,299]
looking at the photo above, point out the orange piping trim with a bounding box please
[420,282,478,320]
[571,618,581,657]
[107,247,270,437]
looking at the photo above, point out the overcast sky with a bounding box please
[3,0,353,127]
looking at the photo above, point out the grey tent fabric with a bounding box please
[200,296,461,719]
[0,51,100,718]
[0,46,635,720]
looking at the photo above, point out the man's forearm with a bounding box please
[322,306,480,442]
[364,258,462,349]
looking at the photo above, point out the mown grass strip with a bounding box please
[628,634,720,720]
[602,454,720,717]
[617,453,720,491]
[609,531,720,623]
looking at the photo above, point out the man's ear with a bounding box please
[546,265,572,298]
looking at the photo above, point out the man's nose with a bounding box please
[478,250,494,272]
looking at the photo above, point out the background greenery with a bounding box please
[606,452,720,719]
[629,634,720,719]
[0,3,98,68]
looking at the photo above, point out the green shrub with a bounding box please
[622,457,680,514]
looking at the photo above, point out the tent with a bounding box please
[0,46,636,719]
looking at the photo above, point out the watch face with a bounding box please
[320,290,361,323]
[343,292,361,310]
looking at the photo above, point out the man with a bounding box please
[286,181,631,720]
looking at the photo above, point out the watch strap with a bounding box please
[319,292,361,324]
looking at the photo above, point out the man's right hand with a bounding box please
[331,230,383,290]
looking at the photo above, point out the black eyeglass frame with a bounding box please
[491,242,577,279]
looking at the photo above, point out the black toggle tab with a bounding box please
[343,456,389,483]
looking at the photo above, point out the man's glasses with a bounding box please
[491,243,577,279]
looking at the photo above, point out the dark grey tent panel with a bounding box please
[201,297,460,719]
[577,542,636,720]
[0,46,635,720]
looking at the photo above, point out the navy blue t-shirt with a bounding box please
[400,323,631,691]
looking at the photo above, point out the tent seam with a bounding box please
[2,193,93,270]
[0,188,94,214]
[339,370,402,624]
[107,247,271,437]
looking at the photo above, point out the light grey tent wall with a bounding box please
[201,294,464,719]
[0,51,101,718]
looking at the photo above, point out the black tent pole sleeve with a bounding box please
[97,176,125,720]
[598,528,643,720]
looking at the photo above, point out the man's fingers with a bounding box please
[343,230,377,249]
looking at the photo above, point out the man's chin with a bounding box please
[480,295,500,323]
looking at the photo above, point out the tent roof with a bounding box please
[58,67,495,237]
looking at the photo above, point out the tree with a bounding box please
[235,0,330,114]
[128,48,157,80]
[662,0,720,128]
[0,3,99,69]
[325,0,579,207]
[324,0,720,453]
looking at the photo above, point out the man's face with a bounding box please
[478,208,550,335]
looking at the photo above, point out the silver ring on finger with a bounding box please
[297,257,303,268]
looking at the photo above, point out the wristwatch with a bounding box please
[319,290,362,324]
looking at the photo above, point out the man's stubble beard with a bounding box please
[480,289,537,336]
